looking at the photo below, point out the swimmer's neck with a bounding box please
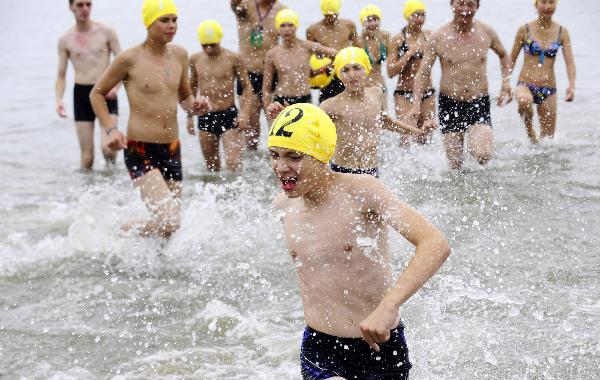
[362,29,379,39]
[143,38,170,55]
[452,17,475,34]
[345,86,366,100]
[302,171,336,207]
[75,19,93,32]
[405,23,421,35]
[282,36,298,48]
[323,17,338,27]
[536,15,553,28]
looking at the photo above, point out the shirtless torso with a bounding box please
[306,18,359,50]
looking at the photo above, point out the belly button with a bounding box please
[291,250,297,258]
[348,317,354,325]
[344,243,353,251]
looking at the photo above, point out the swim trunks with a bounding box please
[73,83,118,122]
[330,162,379,178]
[394,88,436,103]
[438,93,492,134]
[236,71,278,97]
[124,139,182,182]
[300,324,411,380]
[518,81,557,105]
[197,106,238,136]
[273,94,312,106]
[319,76,345,103]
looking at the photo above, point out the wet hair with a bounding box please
[450,0,480,6]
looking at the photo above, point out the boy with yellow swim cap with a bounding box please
[359,5,391,94]
[230,0,287,151]
[263,9,337,121]
[90,0,210,237]
[388,0,437,146]
[318,47,424,177]
[269,103,450,380]
[189,20,252,173]
[306,0,361,103]
[56,0,122,169]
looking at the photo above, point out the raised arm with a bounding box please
[490,27,513,105]
[358,177,451,351]
[55,37,69,118]
[561,27,576,101]
[231,0,248,19]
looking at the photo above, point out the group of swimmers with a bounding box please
[55,0,572,378]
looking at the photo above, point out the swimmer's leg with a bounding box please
[99,114,118,165]
[418,94,437,145]
[75,121,95,170]
[222,128,244,172]
[243,93,262,151]
[442,132,465,169]
[132,169,181,237]
[537,93,558,139]
[467,124,493,166]
[516,84,538,144]
[394,93,413,147]
[199,131,221,172]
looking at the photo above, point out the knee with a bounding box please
[517,95,533,111]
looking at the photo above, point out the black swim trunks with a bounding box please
[124,139,182,182]
[438,93,492,134]
[236,71,278,97]
[300,324,412,380]
[273,94,312,106]
[197,106,238,136]
[394,88,436,103]
[330,162,379,178]
[73,83,118,122]
[319,76,345,103]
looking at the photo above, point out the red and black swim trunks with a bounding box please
[123,139,182,182]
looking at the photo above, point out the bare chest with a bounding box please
[196,57,235,84]
[273,48,310,74]
[128,55,183,95]
[66,31,109,61]
[316,26,351,49]
[335,102,382,138]
[439,34,490,65]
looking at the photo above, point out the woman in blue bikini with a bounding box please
[510,0,576,144]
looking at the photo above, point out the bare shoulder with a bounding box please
[476,20,497,36]
[170,44,189,58]
[272,191,289,210]
[381,30,392,42]
[189,51,203,64]
[266,45,281,59]
[338,173,386,200]
[319,96,339,115]
[366,86,384,98]
[96,22,117,36]
[430,23,449,43]
[340,18,356,29]
[117,45,140,64]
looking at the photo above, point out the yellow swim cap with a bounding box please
[320,0,341,15]
[268,103,337,164]
[360,5,382,25]
[142,0,178,29]
[198,20,223,45]
[403,0,426,20]
[309,54,334,89]
[333,47,372,79]
[275,9,299,31]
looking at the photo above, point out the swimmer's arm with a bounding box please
[55,37,69,117]
[189,56,199,98]
[306,25,318,43]
[306,41,338,60]
[509,25,526,75]
[386,34,413,78]
[382,114,422,135]
[262,51,276,108]
[409,39,436,113]
[359,179,450,350]
[106,26,123,96]
[234,54,251,96]
[490,27,513,104]
[349,21,361,47]
[90,53,130,131]
[231,0,248,19]
[177,51,197,115]
[561,28,576,101]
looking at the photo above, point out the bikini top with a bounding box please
[365,40,387,65]
[523,24,562,65]
[398,27,427,60]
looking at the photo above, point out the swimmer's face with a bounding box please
[408,11,426,28]
[270,147,323,197]
[70,0,92,21]
[339,63,368,89]
[535,0,557,17]
[451,0,478,20]
[202,43,220,56]
[278,23,297,38]
[149,14,178,42]
[363,16,380,31]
